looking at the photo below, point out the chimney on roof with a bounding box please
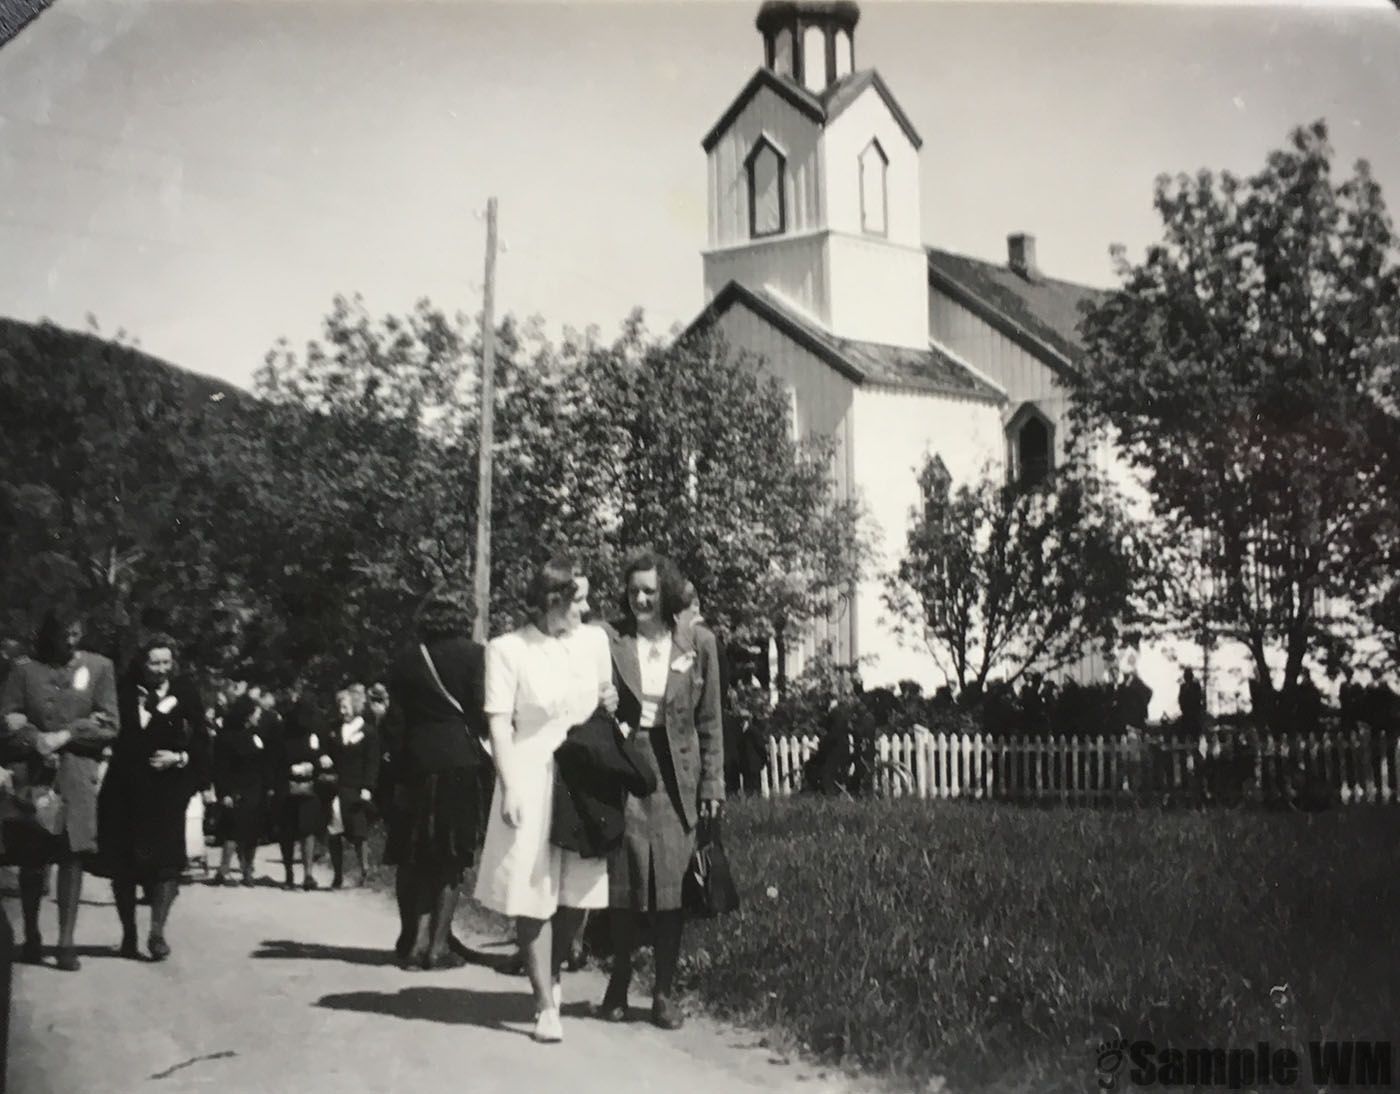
[1007,232,1038,281]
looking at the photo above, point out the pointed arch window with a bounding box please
[746,137,786,240]
[859,138,888,237]
[1006,404,1055,489]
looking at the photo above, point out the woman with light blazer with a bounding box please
[600,552,724,1030]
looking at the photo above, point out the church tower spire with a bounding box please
[757,1,860,94]
[701,2,930,349]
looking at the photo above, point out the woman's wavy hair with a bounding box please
[126,631,180,685]
[617,550,688,629]
[526,554,578,618]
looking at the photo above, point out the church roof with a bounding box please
[1,0,57,48]
[687,280,1005,404]
[925,247,1108,377]
[702,68,922,153]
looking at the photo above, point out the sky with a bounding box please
[1,0,1398,389]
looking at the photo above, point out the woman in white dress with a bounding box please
[473,555,616,1043]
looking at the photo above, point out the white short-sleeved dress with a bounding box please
[472,622,612,919]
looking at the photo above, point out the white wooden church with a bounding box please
[686,1,1153,702]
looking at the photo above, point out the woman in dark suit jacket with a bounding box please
[93,634,210,960]
[601,553,724,1029]
[212,694,266,886]
[327,687,379,888]
[387,592,489,970]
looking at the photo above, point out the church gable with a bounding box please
[820,78,923,248]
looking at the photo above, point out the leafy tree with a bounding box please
[884,460,1149,694]
[1072,122,1400,723]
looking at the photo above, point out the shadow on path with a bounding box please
[315,986,545,1036]
[252,939,400,966]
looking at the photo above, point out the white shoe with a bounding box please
[534,1007,563,1044]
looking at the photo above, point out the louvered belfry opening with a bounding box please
[757,1,860,94]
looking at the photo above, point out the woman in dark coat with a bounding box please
[93,634,211,960]
[327,687,379,888]
[600,554,724,1030]
[386,592,489,969]
[212,694,266,886]
[277,704,328,891]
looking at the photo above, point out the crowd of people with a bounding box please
[0,549,725,1046]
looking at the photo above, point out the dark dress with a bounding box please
[327,718,379,841]
[278,729,326,840]
[212,698,267,847]
[92,678,211,881]
[386,636,490,877]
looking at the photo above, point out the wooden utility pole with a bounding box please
[472,198,498,642]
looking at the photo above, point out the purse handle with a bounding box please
[420,643,495,759]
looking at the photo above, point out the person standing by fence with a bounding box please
[0,608,119,971]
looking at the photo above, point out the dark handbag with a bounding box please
[682,814,740,918]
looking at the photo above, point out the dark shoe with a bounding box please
[55,948,81,972]
[401,949,429,972]
[20,937,43,965]
[598,979,631,1022]
[446,934,473,960]
[330,875,344,890]
[283,878,297,892]
[209,872,226,887]
[148,934,171,962]
[302,876,318,891]
[650,995,685,1030]
[119,935,141,960]
[394,933,412,962]
[241,875,256,888]
[423,949,467,971]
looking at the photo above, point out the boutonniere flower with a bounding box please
[670,653,695,674]
[72,665,91,692]
[156,695,179,715]
[308,733,319,752]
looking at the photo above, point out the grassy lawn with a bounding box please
[675,798,1400,1092]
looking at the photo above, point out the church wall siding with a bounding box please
[714,303,858,671]
[707,85,823,250]
[703,232,829,323]
[826,233,930,348]
[928,285,1074,457]
[849,385,1004,690]
[820,87,922,247]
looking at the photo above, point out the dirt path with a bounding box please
[6,870,868,1094]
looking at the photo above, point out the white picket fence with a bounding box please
[759,727,1400,807]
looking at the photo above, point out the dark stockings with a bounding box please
[18,866,44,945]
[279,836,315,883]
[329,835,368,886]
[19,863,83,950]
[114,879,179,944]
[401,865,461,967]
[607,909,685,1003]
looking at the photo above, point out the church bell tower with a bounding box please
[701,1,931,350]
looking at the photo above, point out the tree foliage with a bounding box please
[884,460,1149,693]
[1072,121,1400,713]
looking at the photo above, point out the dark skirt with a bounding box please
[0,821,79,868]
[384,766,488,880]
[89,770,192,882]
[214,791,265,847]
[336,789,373,842]
[608,725,695,912]
[279,787,323,841]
